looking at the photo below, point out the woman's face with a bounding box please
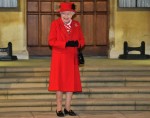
[60,11,74,24]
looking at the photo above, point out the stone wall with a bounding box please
[0,0,28,59]
[109,0,150,58]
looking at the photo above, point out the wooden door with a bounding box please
[27,0,109,56]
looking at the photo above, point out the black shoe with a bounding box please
[64,108,77,116]
[56,110,64,117]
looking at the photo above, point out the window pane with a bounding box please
[0,0,18,8]
[137,0,150,7]
[119,0,136,7]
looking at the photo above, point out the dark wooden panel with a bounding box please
[28,47,51,56]
[28,2,38,12]
[97,1,107,11]
[41,2,51,12]
[96,15,108,45]
[54,2,60,12]
[27,15,39,46]
[83,46,108,56]
[28,46,108,56]
[84,2,94,11]
[54,14,60,20]
[83,15,94,45]
[74,2,81,12]
[73,15,81,23]
[41,15,52,46]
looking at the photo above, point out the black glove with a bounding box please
[66,41,75,47]
[74,40,79,47]
[66,40,79,47]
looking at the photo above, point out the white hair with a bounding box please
[60,11,75,15]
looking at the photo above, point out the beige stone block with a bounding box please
[4,73,34,77]
[0,89,7,94]
[126,82,150,87]
[52,106,135,111]
[8,94,55,100]
[72,94,89,99]
[4,72,49,77]
[89,94,150,99]
[0,77,48,83]
[0,112,33,117]
[82,71,124,76]
[136,100,150,105]
[120,111,150,118]
[7,88,49,94]
[126,76,150,81]
[78,111,125,118]
[5,67,49,72]
[71,98,135,106]
[0,73,5,77]
[0,107,51,113]
[0,68,5,72]
[136,106,150,111]
[32,112,59,118]
[0,99,52,107]
[86,82,124,87]
[5,67,34,72]
[0,68,5,77]
[0,95,7,99]
[81,83,87,87]
[89,87,138,93]
[7,78,47,83]
[81,76,125,82]
[1,83,46,89]
[14,50,29,60]
[0,78,19,83]
[124,71,150,76]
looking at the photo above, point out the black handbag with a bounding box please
[78,49,84,65]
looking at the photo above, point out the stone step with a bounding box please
[1,76,150,89]
[0,98,150,112]
[1,76,150,83]
[1,87,150,94]
[1,71,150,77]
[1,67,150,77]
[1,66,150,73]
[0,65,150,112]
[0,87,150,100]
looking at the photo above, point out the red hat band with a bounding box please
[59,2,75,12]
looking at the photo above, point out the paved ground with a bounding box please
[0,111,150,118]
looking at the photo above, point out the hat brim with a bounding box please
[59,9,76,13]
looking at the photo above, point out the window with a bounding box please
[118,0,150,8]
[0,0,19,11]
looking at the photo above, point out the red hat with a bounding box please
[59,2,75,12]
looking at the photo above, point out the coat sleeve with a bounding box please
[48,21,66,49]
[78,23,85,48]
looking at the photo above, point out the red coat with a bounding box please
[48,18,85,92]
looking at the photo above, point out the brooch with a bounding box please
[75,23,78,27]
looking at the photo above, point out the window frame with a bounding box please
[0,0,20,11]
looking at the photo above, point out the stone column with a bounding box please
[108,0,117,58]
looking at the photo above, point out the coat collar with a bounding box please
[58,18,76,38]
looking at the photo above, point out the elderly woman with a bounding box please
[48,2,85,117]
